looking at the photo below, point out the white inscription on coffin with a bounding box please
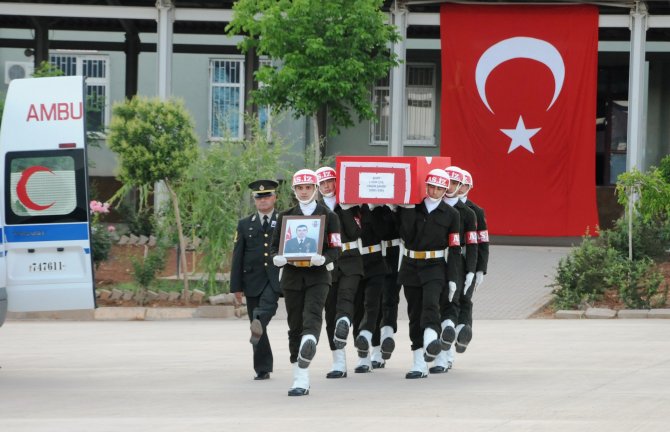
[359,172,395,199]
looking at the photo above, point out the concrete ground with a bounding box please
[1,319,669,432]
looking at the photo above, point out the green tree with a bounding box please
[175,120,294,293]
[227,0,400,163]
[31,61,65,78]
[107,97,199,300]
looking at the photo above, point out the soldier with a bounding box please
[397,169,461,379]
[230,180,281,380]
[353,203,392,373]
[377,204,402,366]
[230,179,281,381]
[271,169,341,396]
[316,166,363,379]
[455,169,489,352]
[430,167,478,374]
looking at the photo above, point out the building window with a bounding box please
[405,64,436,146]
[371,74,390,145]
[369,63,436,147]
[49,53,109,134]
[210,58,245,140]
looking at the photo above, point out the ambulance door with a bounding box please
[0,76,95,312]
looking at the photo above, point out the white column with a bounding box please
[627,2,647,172]
[156,0,174,100]
[389,3,407,157]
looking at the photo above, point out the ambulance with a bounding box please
[0,76,96,326]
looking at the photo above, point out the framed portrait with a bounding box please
[279,215,326,261]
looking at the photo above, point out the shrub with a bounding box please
[131,244,167,305]
[601,217,670,261]
[605,256,668,309]
[550,238,620,310]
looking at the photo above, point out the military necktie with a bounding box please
[262,215,269,231]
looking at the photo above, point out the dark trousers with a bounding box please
[325,273,361,351]
[441,256,466,323]
[458,278,475,327]
[404,280,442,351]
[284,282,329,364]
[353,281,365,340]
[246,282,279,374]
[381,266,401,332]
[357,273,385,334]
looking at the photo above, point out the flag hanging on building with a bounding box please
[440,4,599,236]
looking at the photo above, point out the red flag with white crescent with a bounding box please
[440,4,599,236]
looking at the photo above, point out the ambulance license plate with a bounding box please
[29,261,65,272]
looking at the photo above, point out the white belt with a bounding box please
[403,248,445,259]
[341,240,359,252]
[382,239,401,248]
[359,243,382,255]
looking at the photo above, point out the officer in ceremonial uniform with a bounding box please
[271,169,341,396]
[230,179,281,381]
[397,169,461,379]
[431,167,478,374]
[316,166,363,379]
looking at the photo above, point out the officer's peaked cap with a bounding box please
[248,179,278,198]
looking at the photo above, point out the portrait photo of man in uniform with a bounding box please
[279,216,325,258]
[284,224,317,254]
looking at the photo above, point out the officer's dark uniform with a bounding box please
[271,203,341,365]
[322,203,363,352]
[441,198,478,331]
[398,201,461,353]
[459,198,489,328]
[230,180,281,378]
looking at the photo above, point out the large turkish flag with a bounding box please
[440,4,599,236]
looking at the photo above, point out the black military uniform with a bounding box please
[398,200,461,377]
[458,198,489,333]
[353,204,392,371]
[440,197,478,342]
[271,203,341,366]
[377,204,402,361]
[230,180,281,379]
[321,200,363,377]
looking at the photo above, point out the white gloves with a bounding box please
[399,204,415,209]
[475,271,485,292]
[463,272,475,295]
[386,204,397,212]
[448,281,457,302]
[339,203,355,210]
[273,255,287,267]
[367,203,377,210]
[310,254,326,267]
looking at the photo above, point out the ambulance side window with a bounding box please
[5,149,88,225]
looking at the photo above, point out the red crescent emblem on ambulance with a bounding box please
[17,166,56,211]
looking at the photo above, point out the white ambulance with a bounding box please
[0,76,96,326]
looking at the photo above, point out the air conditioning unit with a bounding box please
[5,61,34,84]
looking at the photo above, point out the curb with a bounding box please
[7,305,239,321]
[555,307,670,319]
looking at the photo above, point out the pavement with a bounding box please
[3,243,670,431]
[1,319,669,432]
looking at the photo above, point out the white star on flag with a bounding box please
[500,116,541,154]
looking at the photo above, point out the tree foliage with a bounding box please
[107,97,199,299]
[108,97,198,188]
[175,121,294,292]
[227,0,400,135]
